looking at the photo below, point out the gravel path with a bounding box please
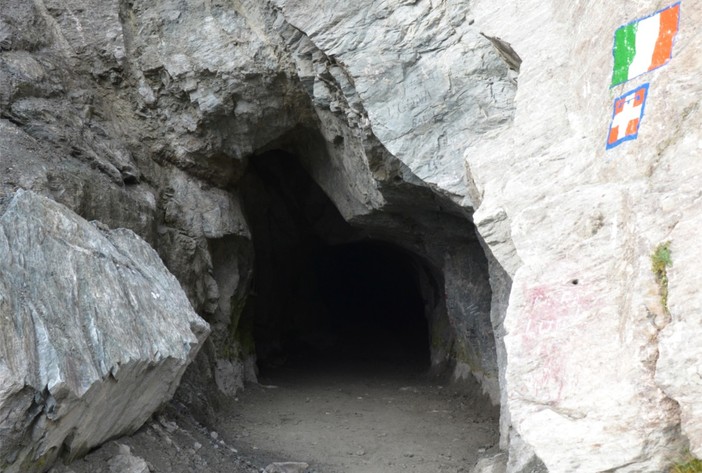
[219,359,500,473]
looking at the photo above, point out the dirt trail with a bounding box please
[218,359,500,473]
[52,357,499,473]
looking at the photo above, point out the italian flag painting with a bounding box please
[607,84,649,149]
[611,2,681,86]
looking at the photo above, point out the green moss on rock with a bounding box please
[671,455,702,473]
[651,241,673,314]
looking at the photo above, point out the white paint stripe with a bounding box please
[628,14,661,79]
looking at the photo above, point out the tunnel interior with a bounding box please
[240,150,433,375]
[315,241,430,366]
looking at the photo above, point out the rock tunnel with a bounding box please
[241,151,432,372]
[236,148,500,396]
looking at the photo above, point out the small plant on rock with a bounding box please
[651,241,673,314]
[670,455,702,473]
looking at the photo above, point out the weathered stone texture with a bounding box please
[466,1,702,471]
[2,0,701,472]
[657,214,702,458]
[272,0,516,201]
[0,190,209,471]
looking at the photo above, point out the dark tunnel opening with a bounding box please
[314,241,430,367]
[240,150,433,376]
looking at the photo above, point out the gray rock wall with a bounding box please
[0,0,518,459]
[269,1,702,471]
[271,0,517,201]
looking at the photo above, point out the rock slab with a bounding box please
[0,190,210,472]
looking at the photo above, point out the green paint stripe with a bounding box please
[612,23,638,85]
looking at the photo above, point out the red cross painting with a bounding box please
[607,83,649,149]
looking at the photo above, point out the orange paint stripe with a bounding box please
[626,118,639,136]
[649,4,680,71]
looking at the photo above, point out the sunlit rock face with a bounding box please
[465,2,701,472]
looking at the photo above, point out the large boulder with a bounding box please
[0,190,209,472]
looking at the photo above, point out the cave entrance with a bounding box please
[230,149,500,472]
[240,150,432,376]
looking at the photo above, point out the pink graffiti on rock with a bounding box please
[517,283,593,404]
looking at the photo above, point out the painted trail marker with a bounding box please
[607,83,649,149]
[611,2,680,86]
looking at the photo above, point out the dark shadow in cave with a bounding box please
[315,240,430,367]
[240,150,432,378]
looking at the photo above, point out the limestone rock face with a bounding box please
[465,2,702,472]
[267,0,503,399]
[0,190,209,471]
[123,0,310,174]
[657,215,702,458]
